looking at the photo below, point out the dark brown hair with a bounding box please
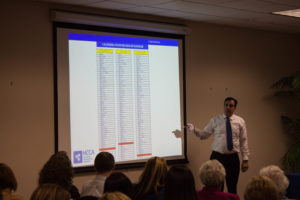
[164,165,197,200]
[38,151,73,190]
[104,172,133,198]
[0,163,17,191]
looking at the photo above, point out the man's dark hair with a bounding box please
[94,152,115,173]
[224,97,238,107]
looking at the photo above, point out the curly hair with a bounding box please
[38,151,73,190]
[134,157,167,200]
[198,160,226,188]
[259,165,289,196]
[244,176,280,200]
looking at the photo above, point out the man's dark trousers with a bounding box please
[210,151,240,194]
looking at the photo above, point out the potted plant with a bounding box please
[271,71,300,172]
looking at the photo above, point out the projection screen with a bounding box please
[55,22,187,171]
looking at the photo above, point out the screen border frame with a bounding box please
[53,22,188,173]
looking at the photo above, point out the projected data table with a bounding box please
[66,32,181,167]
[97,47,152,161]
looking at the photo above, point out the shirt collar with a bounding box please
[223,114,235,119]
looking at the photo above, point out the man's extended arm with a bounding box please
[186,119,214,140]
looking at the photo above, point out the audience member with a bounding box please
[244,175,280,200]
[164,165,197,200]
[133,157,167,200]
[30,184,70,200]
[104,172,133,198]
[197,160,240,200]
[81,152,115,198]
[259,165,289,199]
[100,192,131,200]
[38,151,80,199]
[0,163,23,200]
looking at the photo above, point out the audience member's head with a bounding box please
[94,152,115,175]
[0,163,21,200]
[30,184,71,200]
[164,165,197,200]
[134,157,167,200]
[104,172,133,198]
[244,175,280,200]
[0,163,17,192]
[198,160,225,189]
[38,151,73,191]
[100,192,131,200]
[259,165,289,197]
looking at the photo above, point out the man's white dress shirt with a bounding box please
[81,175,106,197]
[194,114,250,160]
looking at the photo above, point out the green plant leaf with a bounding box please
[281,116,300,141]
[282,142,300,172]
[292,71,300,90]
[272,71,300,172]
[271,76,294,89]
[274,90,295,97]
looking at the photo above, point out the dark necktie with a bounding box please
[226,117,233,150]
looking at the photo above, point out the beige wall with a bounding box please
[1,0,300,199]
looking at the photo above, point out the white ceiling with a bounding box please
[36,0,300,33]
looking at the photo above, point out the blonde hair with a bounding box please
[259,165,289,196]
[134,157,167,200]
[30,184,70,200]
[198,160,225,188]
[244,176,280,200]
[100,192,131,200]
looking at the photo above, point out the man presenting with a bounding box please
[186,97,249,194]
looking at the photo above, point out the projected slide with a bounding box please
[56,28,185,168]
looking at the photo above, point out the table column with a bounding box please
[134,50,152,159]
[116,49,135,161]
[97,49,116,156]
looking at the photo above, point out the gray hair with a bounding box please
[259,165,289,196]
[198,160,226,188]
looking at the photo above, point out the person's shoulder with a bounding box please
[215,191,240,200]
[222,192,239,200]
[95,174,106,181]
[210,114,223,121]
[82,179,95,188]
[232,114,245,123]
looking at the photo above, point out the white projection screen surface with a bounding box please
[55,24,187,171]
